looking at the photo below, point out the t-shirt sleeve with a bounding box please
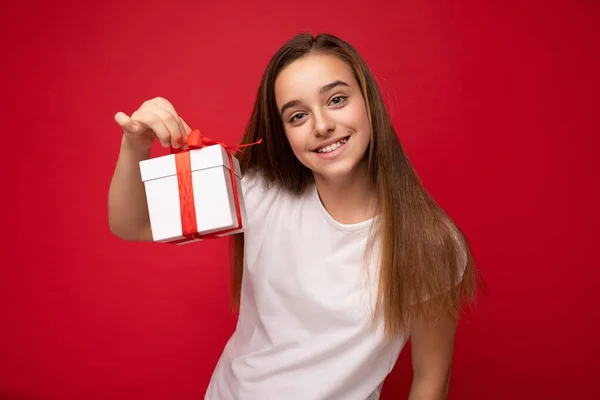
[239,171,280,233]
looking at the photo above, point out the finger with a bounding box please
[178,118,193,150]
[132,106,178,148]
[180,118,192,134]
[144,118,171,148]
[114,112,143,133]
[155,107,183,149]
[177,118,189,148]
[154,101,187,143]
[153,97,175,113]
[132,109,171,148]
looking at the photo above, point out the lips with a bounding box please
[313,136,350,153]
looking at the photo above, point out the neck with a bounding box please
[313,159,377,225]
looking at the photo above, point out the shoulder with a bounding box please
[444,221,467,265]
[447,220,469,279]
[240,169,283,225]
[411,218,471,304]
[241,169,271,201]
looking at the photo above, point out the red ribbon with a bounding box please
[167,130,262,245]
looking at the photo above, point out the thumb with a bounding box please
[114,111,142,133]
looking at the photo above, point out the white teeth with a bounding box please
[317,138,348,153]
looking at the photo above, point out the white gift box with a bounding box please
[139,144,248,245]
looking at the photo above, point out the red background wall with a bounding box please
[2,0,599,399]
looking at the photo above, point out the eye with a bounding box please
[289,112,306,123]
[329,95,348,106]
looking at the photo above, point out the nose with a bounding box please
[313,109,335,137]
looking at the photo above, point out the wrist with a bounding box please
[120,134,152,160]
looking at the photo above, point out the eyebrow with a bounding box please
[319,80,349,94]
[279,80,350,115]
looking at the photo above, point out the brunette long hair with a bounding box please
[230,32,481,338]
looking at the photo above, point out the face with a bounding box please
[274,53,371,183]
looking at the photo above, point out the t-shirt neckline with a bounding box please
[311,184,377,232]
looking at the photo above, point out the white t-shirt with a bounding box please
[205,172,408,400]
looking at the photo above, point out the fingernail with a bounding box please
[131,124,139,132]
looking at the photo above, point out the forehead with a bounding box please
[274,53,356,104]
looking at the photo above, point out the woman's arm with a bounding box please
[108,98,191,241]
[407,309,457,400]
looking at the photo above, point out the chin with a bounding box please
[311,158,365,182]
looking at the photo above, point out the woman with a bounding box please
[108,32,481,400]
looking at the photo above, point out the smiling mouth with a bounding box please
[314,136,350,153]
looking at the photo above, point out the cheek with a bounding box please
[348,104,371,143]
[360,116,371,141]
[285,130,308,156]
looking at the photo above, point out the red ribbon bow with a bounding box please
[168,130,262,244]
[171,129,262,154]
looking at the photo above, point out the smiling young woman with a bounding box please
[109,32,482,400]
